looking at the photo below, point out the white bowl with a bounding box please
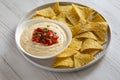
[15,18,72,59]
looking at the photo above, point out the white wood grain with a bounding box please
[0,0,120,80]
[0,56,21,80]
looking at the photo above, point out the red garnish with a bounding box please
[32,27,59,46]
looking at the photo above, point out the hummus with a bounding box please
[20,22,68,56]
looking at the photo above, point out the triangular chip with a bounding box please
[72,4,86,24]
[90,22,108,41]
[69,38,82,50]
[71,23,81,36]
[81,49,100,56]
[83,7,94,20]
[66,4,86,25]
[75,32,97,40]
[74,52,82,68]
[60,5,72,13]
[53,57,73,68]
[77,24,93,34]
[71,23,92,36]
[78,5,94,22]
[81,39,103,52]
[91,13,105,22]
[52,2,60,15]
[74,52,94,68]
[97,39,107,45]
[31,15,45,19]
[55,13,72,27]
[56,48,77,58]
[66,12,80,25]
[36,7,56,18]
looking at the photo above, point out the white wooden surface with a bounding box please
[0,0,120,80]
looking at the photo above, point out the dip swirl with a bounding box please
[20,22,68,56]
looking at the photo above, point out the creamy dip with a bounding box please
[20,22,68,56]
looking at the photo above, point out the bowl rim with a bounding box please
[15,18,72,59]
[15,1,111,72]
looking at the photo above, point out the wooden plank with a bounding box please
[0,56,21,80]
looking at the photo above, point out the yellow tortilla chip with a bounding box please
[90,22,108,41]
[72,4,86,24]
[82,49,100,56]
[71,23,92,36]
[91,13,105,22]
[78,5,94,22]
[71,23,89,36]
[78,24,93,34]
[97,39,107,45]
[31,15,45,19]
[52,2,60,15]
[69,38,82,50]
[66,12,80,25]
[55,13,72,27]
[53,57,73,68]
[83,7,94,20]
[60,5,72,13]
[58,5,73,25]
[56,48,77,58]
[74,53,82,68]
[36,7,56,18]
[75,32,97,40]
[71,23,81,36]
[74,52,94,68]
[62,4,86,25]
[81,39,103,52]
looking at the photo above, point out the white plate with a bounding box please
[16,2,111,72]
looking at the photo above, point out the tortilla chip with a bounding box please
[60,5,72,13]
[52,2,60,15]
[56,48,77,58]
[78,6,94,21]
[90,22,108,41]
[66,4,88,25]
[55,13,72,27]
[75,32,97,40]
[53,57,73,68]
[91,13,105,22]
[74,52,82,68]
[31,15,45,19]
[69,38,82,50]
[72,4,86,24]
[57,5,73,25]
[81,39,103,52]
[66,12,80,25]
[71,23,81,36]
[36,7,56,18]
[78,24,93,34]
[84,8,94,20]
[82,49,100,56]
[97,39,107,45]
[71,23,92,36]
[74,52,94,68]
